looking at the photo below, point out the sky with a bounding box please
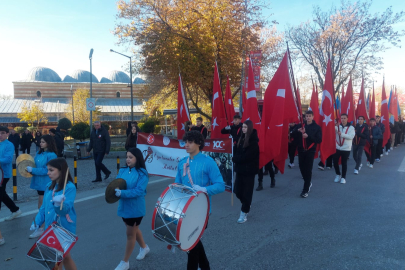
[0,0,404,97]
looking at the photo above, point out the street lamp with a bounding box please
[110,49,134,121]
[89,48,94,128]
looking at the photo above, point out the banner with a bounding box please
[137,133,234,191]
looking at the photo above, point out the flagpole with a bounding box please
[330,56,341,144]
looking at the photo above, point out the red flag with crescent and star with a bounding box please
[210,62,228,139]
[242,57,261,130]
[309,82,320,158]
[224,75,236,125]
[356,77,369,123]
[319,59,336,164]
[177,74,190,140]
[344,77,355,124]
[381,79,391,146]
[369,84,376,119]
[39,228,63,252]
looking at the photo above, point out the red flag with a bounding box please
[177,74,190,140]
[369,84,376,119]
[39,227,63,253]
[224,75,235,125]
[381,79,391,146]
[309,83,320,158]
[341,84,346,118]
[356,77,369,123]
[319,59,336,164]
[241,57,261,130]
[389,88,399,121]
[344,77,355,123]
[211,62,228,139]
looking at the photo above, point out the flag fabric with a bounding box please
[241,57,261,130]
[259,52,299,171]
[335,95,341,118]
[177,74,190,140]
[369,85,376,119]
[38,228,63,253]
[341,84,346,118]
[309,83,320,158]
[381,80,391,147]
[319,59,336,164]
[396,89,401,120]
[344,77,355,123]
[388,89,394,124]
[356,77,369,123]
[366,92,370,113]
[224,75,235,125]
[210,62,228,139]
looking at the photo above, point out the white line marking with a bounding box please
[0,177,172,223]
[398,155,405,172]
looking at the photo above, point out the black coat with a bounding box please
[376,122,385,134]
[87,126,111,154]
[8,133,20,148]
[353,123,369,146]
[191,124,208,139]
[125,133,137,150]
[232,129,259,175]
[221,123,243,145]
[292,121,322,152]
[54,132,65,155]
[20,133,33,148]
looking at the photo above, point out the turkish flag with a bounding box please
[242,57,261,130]
[343,77,355,123]
[177,74,190,140]
[389,89,399,121]
[356,77,369,123]
[381,80,391,146]
[259,52,299,170]
[319,59,336,164]
[309,83,320,158]
[224,75,236,125]
[369,85,376,119]
[38,227,63,253]
[211,62,228,139]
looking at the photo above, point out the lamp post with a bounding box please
[89,48,94,128]
[110,49,134,121]
[70,84,75,124]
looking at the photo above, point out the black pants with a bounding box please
[22,146,30,154]
[187,240,210,270]
[14,146,19,159]
[298,150,315,192]
[93,152,111,181]
[333,150,351,178]
[288,143,297,164]
[352,144,364,170]
[258,161,275,183]
[385,140,391,152]
[376,139,383,158]
[0,178,19,213]
[365,144,377,165]
[395,132,402,146]
[234,173,255,213]
[318,155,333,168]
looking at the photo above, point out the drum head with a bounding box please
[17,159,35,178]
[105,178,127,204]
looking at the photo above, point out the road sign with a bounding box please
[86,98,96,111]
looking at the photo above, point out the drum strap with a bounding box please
[182,158,195,186]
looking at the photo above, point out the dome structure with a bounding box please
[63,75,77,82]
[69,69,99,83]
[107,70,130,83]
[133,77,146,84]
[26,67,62,82]
[100,77,112,83]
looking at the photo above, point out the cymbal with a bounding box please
[17,160,35,178]
[105,178,127,204]
[16,154,33,165]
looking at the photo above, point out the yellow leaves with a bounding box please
[18,102,47,127]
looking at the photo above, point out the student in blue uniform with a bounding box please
[30,157,77,270]
[175,130,225,270]
[26,134,58,238]
[114,147,150,270]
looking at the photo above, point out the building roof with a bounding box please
[64,70,99,83]
[107,70,130,83]
[26,67,62,82]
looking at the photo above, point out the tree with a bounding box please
[65,88,101,123]
[17,101,48,127]
[58,118,72,130]
[70,122,90,141]
[287,1,404,93]
[114,0,284,119]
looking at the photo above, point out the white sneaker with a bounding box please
[136,245,150,260]
[334,175,341,183]
[291,163,295,167]
[5,209,22,221]
[326,167,332,170]
[318,166,324,171]
[390,147,393,150]
[385,152,389,156]
[367,162,370,167]
[354,169,359,175]
[237,212,248,224]
[376,159,380,163]
[288,163,293,168]
[0,238,5,246]
[115,260,129,270]
[369,164,373,169]
[380,154,383,158]
[29,227,44,239]
[340,178,346,184]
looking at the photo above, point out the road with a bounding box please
[1,146,405,269]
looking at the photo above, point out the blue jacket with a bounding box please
[34,181,77,234]
[175,152,225,212]
[30,151,58,191]
[369,125,383,145]
[0,140,14,178]
[117,167,149,218]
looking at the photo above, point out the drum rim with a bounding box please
[151,185,170,233]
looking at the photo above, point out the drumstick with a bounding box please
[59,167,69,211]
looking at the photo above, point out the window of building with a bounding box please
[116,91,121,98]
[36,91,41,98]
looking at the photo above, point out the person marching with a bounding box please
[375,115,385,161]
[366,118,382,168]
[232,120,259,220]
[125,126,138,150]
[352,116,369,174]
[30,158,77,270]
[175,130,225,270]
[26,134,58,238]
[0,126,22,221]
[113,147,150,270]
[191,117,208,139]
[288,122,299,168]
[50,128,65,157]
[292,111,322,198]
[333,114,355,184]
[221,114,243,144]
[21,129,33,154]
[34,130,42,153]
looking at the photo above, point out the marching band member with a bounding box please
[352,116,369,174]
[30,157,77,270]
[114,147,150,270]
[366,118,382,168]
[27,134,58,238]
[175,130,225,270]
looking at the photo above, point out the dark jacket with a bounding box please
[292,121,322,152]
[369,125,382,145]
[389,122,395,134]
[232,129,259,175]
[20,133,33,149]
[53,131,65,156]
[289,124,300,144]
[353,123,369,146]
[34,134,42,147]
[221,123,243,145]
[376,122,385,134]
[87,126,111,154]
[8,133,20,148]
[125,133,137,150]
[394,121,401,134]
[191,124,208,139]
[126,122,140,136]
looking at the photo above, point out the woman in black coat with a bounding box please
[34,131,42,152]
[125,126,138,150]
[21,130,34,154]
[232,120,259,224]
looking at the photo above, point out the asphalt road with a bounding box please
[1,146,405,270]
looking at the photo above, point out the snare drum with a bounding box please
[152,184,209,251]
